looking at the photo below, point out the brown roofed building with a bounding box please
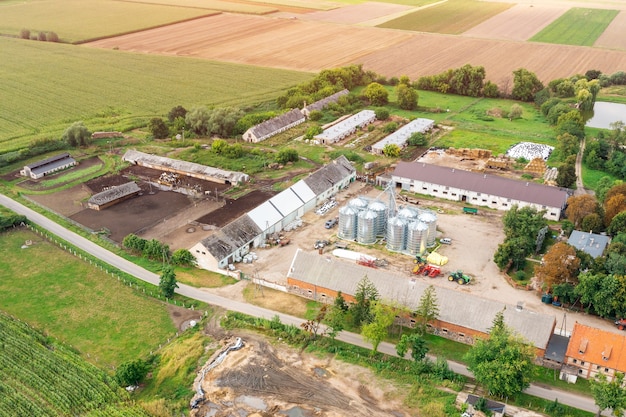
[564,322,626,381]
[391,162,569,221]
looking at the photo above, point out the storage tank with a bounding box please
[398,206,419,221]
[418,211,438,247]
[406,221,428,255]
[348,197,369,212]
[386,216,406,252]
[338,205,358,240]
[357,210,378,244]
[368,200,388,236]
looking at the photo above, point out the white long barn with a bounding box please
[191,156,356,271]
[314,110,376,144]
[371,118,434,154]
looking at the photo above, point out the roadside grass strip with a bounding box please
[530,8,618,46]
[377,0,514,34]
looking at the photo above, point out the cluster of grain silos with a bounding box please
[386,206,437,255]
[337,196,437,255]
[338,197,388,244]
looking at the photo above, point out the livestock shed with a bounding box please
[301,89,349,118]
[567,230,610,259]
[314,110,376,144]
[21,153,77,179]
[392,162,569,221]
[87,181,141,210]
[192,156,355,272]
[242,109,305,143]
[287,249,556,356]
[122,149,248,185]
[371,118,434,155]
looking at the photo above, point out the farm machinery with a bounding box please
[412,264,442,278]
[616,318,626,330]
[448,270,471,285]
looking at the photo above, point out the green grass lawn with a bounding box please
[0,228,176,368]
[377,0,513,34]
[530,8,618,46]
[0,37,312,154]
[581,163,619,190]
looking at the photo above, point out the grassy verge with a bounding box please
[378,0,513,34]
[175,265,238,287]
[530,8,618,46]
[0,228,176,368]
[581,163,618,190]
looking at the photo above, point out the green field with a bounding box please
[0,37,312,154]
[0,229,176,368]
[0,0,219,43]
[0,311,153,417]
[377,0,513,34]
[530,8,618,46]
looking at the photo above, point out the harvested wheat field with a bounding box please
[594,10,626,50]
[86,13,413,71]
[359,33,626,87]
[297,2,412,24]
[462,3,568,41]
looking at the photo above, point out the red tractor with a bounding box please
[616,318,626,330]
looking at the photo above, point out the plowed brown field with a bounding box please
[462,3,568,41]
[594,10,626,50]
[297,2,411,24]
[85,11,626,87]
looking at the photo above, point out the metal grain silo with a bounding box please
[418,211,438,248]
[406,221,428,255]
[368,200,388,236]
[357,209,378,244]
[338,205,357,240]
[348,197,369,212]
[397,206,419,222]
[386,216,406,252]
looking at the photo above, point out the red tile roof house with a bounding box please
[563,322,626,382]
[391,162,570,221]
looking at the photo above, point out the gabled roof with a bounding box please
[200,215,262,260]
[565,323,626,372]
[303,155,355,194]
[247,109,305,139]
[568,230,610,258]
[248,201,284,230]
[393,162,569,209]
[88,181,140,206]
[25,153,72,170]
[288,249,555,349]
[314,110,376,142]
[304,89,349,113]
[290,180,316,203]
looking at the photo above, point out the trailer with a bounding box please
[463,207,478,215]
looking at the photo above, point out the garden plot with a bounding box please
[506,142,554,161]
[462,3,568,41]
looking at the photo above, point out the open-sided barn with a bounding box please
[20,153,77,179]
[391,162,569,221]
[191,156,356,271]
[122,149,249,185]
[87,181,141,210]
[287,249,556,356]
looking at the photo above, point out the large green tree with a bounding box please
[396,333,429,362]
[464,311,535,398]
[414,285,439,335]
[511,68,544,102]
[351,275,379,326]
[361,301,395,353]
[159,265,178,298]
[396,84,418,110]
[590,373,626,417]
[186,106,211,135]
[494,205,547,270]
[363,82,388,106]
[62,121,91,147]
[115,359,148,387]
[148,117,169,139]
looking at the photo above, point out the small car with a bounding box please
[440,238,452,245]
[325,218,337,229]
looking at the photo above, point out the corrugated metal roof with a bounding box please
[88,181,140,206]
[122,150,249,184]
[248,201,283,230]
[304,89,349,113]
[393,162,569,209]
[314,110,376,143]
[303,155,355,195]
[371,118,434,152]
[568,230,610,258]
[200,215,262,260]
[25,153,72,170]
[30,155,77,176]
[247,109,305,140]
[288,249,555,349]
[270,188,304,216]
[290,180,316,203]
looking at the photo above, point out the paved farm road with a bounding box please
[0,194,608,416]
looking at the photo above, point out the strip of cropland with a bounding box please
[530,7,619,46]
